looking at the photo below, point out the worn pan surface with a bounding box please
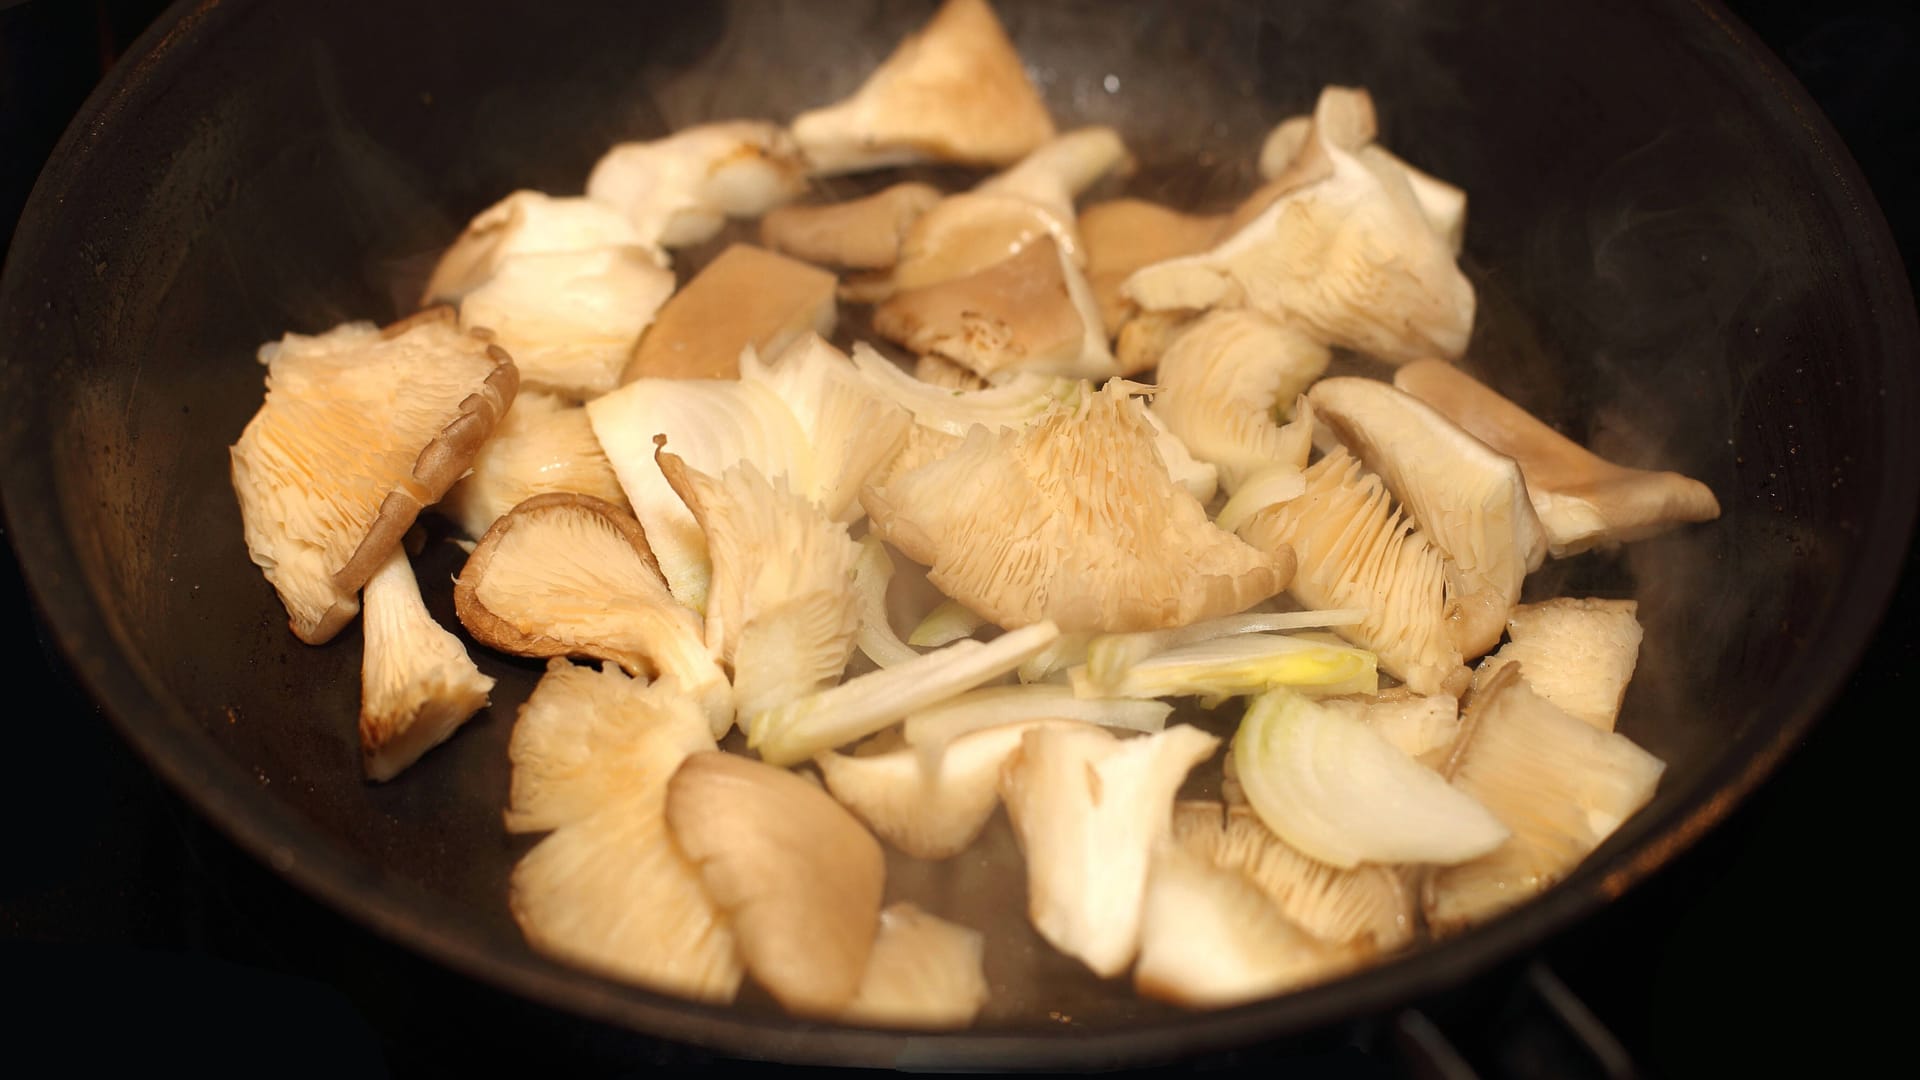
[2,0,1916,1068]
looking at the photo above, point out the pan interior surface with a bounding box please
[2,0,1914,1067]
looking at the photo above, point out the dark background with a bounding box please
[2,0,1914,1075]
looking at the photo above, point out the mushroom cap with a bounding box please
[586,121,807,249]
[791,0,1056,174]
[358,548,495,782]
[666,751,887,1016]
[421,190,656,307]
[999,723,1221,977]
[1318,688,1462,770]
[1473,597,1643,732]
[439,390,630,543]
[504,658,716,835]
[510,791,743,1003]
[874,236,1114,381]
[1393,359,1721,557]
[457,247,675,398]
[1134,842,1356,1009]
[625,243,837,382]
[1081,198,1226,334]
[1309,376,1548,658]
[230,309,518,644]
[1151,309,1330,494]
[453,492,731,734]
[842,903,990,1030]
[1426,663,1665,935]
[1169,802,1412,950]
[1259,115,1467,256]
[1237,446,1470,697]
[864,380,1288,634]
[758,181,943,270]
[1124,86,1474,365]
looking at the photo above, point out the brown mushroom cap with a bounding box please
[230,308,518,644]
[1309,376,1548,658]
[1080,198,1227,335]
[759,182,943,270]
[841,903,990,1029]
[790,0,1056,174]
[453,492,730,732]
[873,237,1091,381]
[624,243,837,382]
[666,751,886,1016]
[1393,360,1722,556]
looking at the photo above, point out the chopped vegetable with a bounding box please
[358,548,495,781]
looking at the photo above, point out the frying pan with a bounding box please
[2,0,1915,1069]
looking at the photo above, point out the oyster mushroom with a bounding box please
[1393,360,1722,556]
[230,309,518,644]
[438,390,630,543]
[999,722,1220,977]
[1134,842,1356,1008]
[357,548,495,782]
[585,121,807,249]
[1258,116,1467,255]
[422,190,659,307]
[452,492,731,735]
[790,0,1055,174]
[1080,198,1226,336]
[503,658,715,835]
[1318,688,1462,769]
[1232,688,1508,869]
[759,182,943,270]
[657,453,863,717]
[1309,376,1548,658]
[863,380,1289,634]
[624,243,837,382]
[1151,310,1330,495]
[1474,598,1644,732]
[666,751,886,1016]
[842,903,990,1030]
[1124,86,1475,365]
[457,247,675,398]
[1236,446,1470,696]
[1170,802,1413,950]
[816,717,1088,859]
[1425,663,1666,935]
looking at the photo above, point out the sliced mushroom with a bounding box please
[1080,198,1226,335]
[1134,842,1356,1009]
[585,121,807,249]
[1425,663,1666,935]
[1393,360,1722,557]
[999,723,1220,977]
[1236,446,1469,696]
[439,390,630,543]
[625,243,837,382]
[874,236,1114,382]
[422,190,658,306]
[1152,310,1331,495]
[1318,688,1462,769]
[1474,598,1643,732]
[790,0,1055,174]
[453,492,731,735]
[1258,117,1467,255]
[665,751,886,1016]
[456,247,675,398]
[842,903,990,1030]
[912,353,988,390]
[817,717,1085,859]
[1170,802,1413,950]
[1124,86,1474,364]
[1113,308,1198,377]
[758,182,943,270]
[230,309,518,643]
[510,791,742,1003]
[657,453,863,717]
[357,548,495,782]
[503,658,715,835]
[1309,377,1548,658]
[864,381,1288,633]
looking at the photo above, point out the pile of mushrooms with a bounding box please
[229,0,1718,1027]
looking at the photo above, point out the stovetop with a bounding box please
[3,1,1914,1074]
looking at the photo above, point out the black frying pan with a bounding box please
[2,0,1915,1069]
